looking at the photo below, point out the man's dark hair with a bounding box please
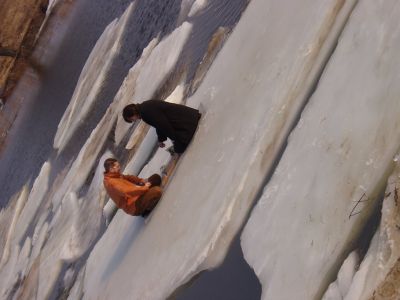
[104,158,118,172]
[123,104,139,123]
[147,174,162,187]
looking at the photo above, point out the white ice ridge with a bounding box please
[51,89,124,211]
[322,251,359,300]
[0,152,107,299]
[12,162,51,246]
[53,2,136,152]
[177,0,196,25]
[188,0,208,18]
[29,153,108,299]
[241,0,400,299]
[114,22,193,146]
[0,161,50,271]
[80,0,357,299]
[0,185,29,269]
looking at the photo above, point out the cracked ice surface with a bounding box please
[241,0,400,299]
[80,0,356,299]
[53,3,135,152]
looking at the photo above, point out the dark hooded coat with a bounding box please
[136,100,201,153]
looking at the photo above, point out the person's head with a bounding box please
[104,158,120,173]
[147,174,162,187]
[123,104,140,123]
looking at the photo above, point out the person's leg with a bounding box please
[136,186,162,216]
[173,140,188,154]
[173,113,201,154]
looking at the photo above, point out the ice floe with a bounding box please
[53,3,136,152]
[242,0,400,299]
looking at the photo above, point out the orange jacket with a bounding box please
[103,172,149,215]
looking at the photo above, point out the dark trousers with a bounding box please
[173,112,201,153]
[173,141,188,154]
[135,186,162,215]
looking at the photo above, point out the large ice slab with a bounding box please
[241,0,400,299]
[53,3,135,152]
[12,162,51,246]
[0,185,29,269]
[80,0,356,299]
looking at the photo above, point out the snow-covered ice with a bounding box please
[322,251,359,299]
[12,162,51,247]
[28,152,107,299]
[53,3,135,152]
[241,0,400,299]
[0,185,29,268]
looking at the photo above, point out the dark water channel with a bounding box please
[0,0,261,299]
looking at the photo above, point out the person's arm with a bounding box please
[156,128,167,143]
[122,174,145,185]
[125,182,150,197]
[124,183,151,215]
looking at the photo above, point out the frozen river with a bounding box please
[2,0,398,299]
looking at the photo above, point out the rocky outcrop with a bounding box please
[0,0,49,99]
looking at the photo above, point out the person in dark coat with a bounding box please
[122,100,201,154]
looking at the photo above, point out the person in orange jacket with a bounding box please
[103,158,162,217]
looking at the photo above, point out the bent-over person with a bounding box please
[122,100,201,154]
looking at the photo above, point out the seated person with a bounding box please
[103,158,162,217]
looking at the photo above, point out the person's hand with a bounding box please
[158,142,165,148]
